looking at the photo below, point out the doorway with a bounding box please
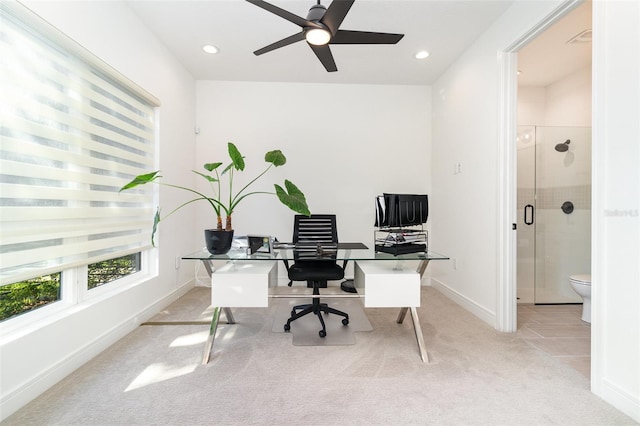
[515,2,592,305]
[499,0,595,380]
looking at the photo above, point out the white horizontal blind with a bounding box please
[0,3,159,285]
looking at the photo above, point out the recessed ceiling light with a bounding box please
[202,45,219,54]
[415,50,430,60]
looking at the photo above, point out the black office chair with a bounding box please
[283,214,349,338]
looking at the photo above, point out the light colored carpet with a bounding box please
[4,287,636,426]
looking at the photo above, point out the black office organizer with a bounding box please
[374,194,428,255]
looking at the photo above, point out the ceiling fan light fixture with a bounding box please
[306,28,331,46]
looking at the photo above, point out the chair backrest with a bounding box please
[292,214,338,246]
[290,215,342,279]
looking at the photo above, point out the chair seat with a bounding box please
[288,262,344,282]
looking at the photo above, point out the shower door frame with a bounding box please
[517,125,590,305]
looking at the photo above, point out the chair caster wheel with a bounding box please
[342,318,349,326]
[319,330,326,338]
[284,323,291,332]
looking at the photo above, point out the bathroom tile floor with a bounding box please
[517,303,591,379]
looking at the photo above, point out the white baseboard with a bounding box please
[430,278,497,328]
[0,280,195,421]
[599,378,640,423]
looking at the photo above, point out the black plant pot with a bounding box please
[204,229,234,255]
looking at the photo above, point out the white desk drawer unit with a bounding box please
[211,261,278,307]
[354,261,421,308]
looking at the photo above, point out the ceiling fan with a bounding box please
[246,0,404,72]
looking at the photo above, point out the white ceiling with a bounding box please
[125,0,515,85]
[517,1,592,87]
[125,0,592,87]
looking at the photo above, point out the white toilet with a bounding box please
[569,274,592,323]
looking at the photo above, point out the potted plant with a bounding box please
[119,142,310,254]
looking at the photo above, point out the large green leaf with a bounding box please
[227,142,245,171]
[265,150,286,167]
[151,208,161,246]
[193,170,218,183]
[275,180,310,216]
[119,171,160,192]
[204,162,223,172]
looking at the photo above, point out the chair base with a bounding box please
[284,285,349,338]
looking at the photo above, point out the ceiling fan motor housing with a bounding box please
[306,4,327,23]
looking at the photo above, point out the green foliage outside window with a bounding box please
[0,253,141,322]
[0,274,61,321]
[88,253,141,289]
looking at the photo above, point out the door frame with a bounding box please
[496,0,585,332]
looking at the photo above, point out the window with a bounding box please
[0,2,160,322]
[0,273,61,321]
[88,253,141,290]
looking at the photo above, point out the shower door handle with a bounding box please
[524,204,534,225]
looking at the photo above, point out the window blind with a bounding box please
[0,3,159,285]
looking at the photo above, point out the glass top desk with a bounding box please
[182,243,448,262]
[183,244,449,364]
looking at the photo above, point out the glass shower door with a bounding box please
[516,126,536,304]
[534,126,591,303]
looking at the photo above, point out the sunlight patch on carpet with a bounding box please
[125,363,197,392]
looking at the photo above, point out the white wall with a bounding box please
[519,65,592,126]
[0,1,197,420]
[430,0,570,325]
[195,81,431,262]
[545,66,592,126]
[517,87,546,125]
[592,0,640,420]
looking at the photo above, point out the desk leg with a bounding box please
[396,307,429,363]
[201,307,235,365]
[410,307,429,363]
[202,307,236,365]
[416,258,430,277]
[395,259,430,363]
[396,308,408,323]
[201,260,236,365]
[202,306,221,365]
[202,259,215,276]
[223,307,235,324]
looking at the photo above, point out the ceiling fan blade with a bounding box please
[245,0,320,29]
[309,44,337,72]
[331,30,404,45]
[254,32,306,56]
[321,0,355,34]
